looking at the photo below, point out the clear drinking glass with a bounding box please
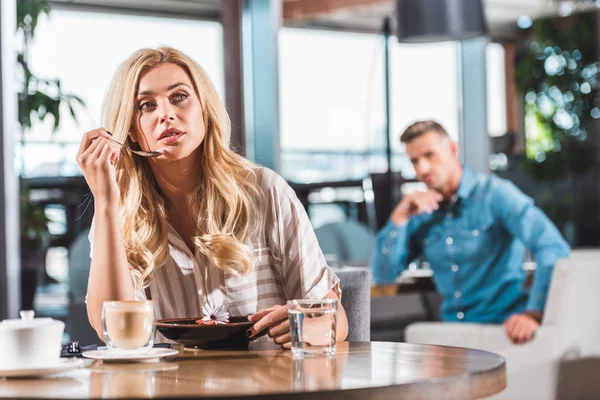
[101,300,155,353]
[291,354,339,391]
[287,299,338,358]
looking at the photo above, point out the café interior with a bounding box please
[0,0,599,399]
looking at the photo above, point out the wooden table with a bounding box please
[370,266,536,299]
[370,271,438,321]
[370,276,436,298]
[0,342,506,399]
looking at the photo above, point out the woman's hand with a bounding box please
[76,128,122,204]
[247,305,292,348]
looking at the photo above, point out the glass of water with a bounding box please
[287,299,338,358]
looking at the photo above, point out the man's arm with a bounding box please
[492,179,570,313]
[492,179,570,343]
[371,219,420,284]
[371,191,441,283]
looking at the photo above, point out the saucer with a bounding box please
[90,361,179,373]
[82,347,179,363]
[0,358,83,378]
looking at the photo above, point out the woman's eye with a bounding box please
[138,102,155,111]
[173,93,188,102]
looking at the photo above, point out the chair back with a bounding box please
[335,267,371,342]
[553,250,600,359]
[315,221,375,264]
[68,228,92,298]
[66,228,101,345]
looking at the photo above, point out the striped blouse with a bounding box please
[88,167,340,342]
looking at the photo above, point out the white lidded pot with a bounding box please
[0,310,65,370]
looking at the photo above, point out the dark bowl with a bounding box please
[156,316,255,350]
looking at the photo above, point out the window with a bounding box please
[279,28,384,183]
[390,40,459,177]
[20,9,223,177]
[279,28,460,183]
[486,42,508,137]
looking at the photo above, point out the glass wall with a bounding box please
[19,8,224,342]
[21,9,224,177]
[279,28,459,183]
[279,28,384,183]
[487,42,508,138]
[390,40,458,178]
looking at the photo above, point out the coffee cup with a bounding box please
[0,310,64,370]
[102,301,155,352]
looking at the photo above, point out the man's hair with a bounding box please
[400,120,450,143]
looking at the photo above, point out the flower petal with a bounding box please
[201,303,230,323]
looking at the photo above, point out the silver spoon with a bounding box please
[106,137,162,157]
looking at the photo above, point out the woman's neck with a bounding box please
[149,149,202,210]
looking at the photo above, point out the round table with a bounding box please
[0,342,506,399]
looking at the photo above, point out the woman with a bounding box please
[77,47,348,347]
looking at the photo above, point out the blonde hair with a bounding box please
[102,47,262,289]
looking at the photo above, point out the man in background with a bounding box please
[371,120,570,344]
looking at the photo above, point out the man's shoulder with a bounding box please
[461,171,533,217]
[470,171,515,196]
[471,172,532,210]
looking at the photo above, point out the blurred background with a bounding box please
[0,0,598,343]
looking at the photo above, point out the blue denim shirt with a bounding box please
[371,168,570,323]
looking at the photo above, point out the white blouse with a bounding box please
[89,167,340,341]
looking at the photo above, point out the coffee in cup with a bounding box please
[102,301,155,352]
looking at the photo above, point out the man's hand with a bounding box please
[503,312,541,344]
[390,190,444,226]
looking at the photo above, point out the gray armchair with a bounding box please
[66,228,100,345]
[335,267,371,342]
[315,221,375,264]
[405,250,600,400]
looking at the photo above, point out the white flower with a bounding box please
[202,303,230,325]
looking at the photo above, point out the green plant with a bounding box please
[17,0,86,240]
[17,0,85,135]
[514,12,600,244]
[20,185,50,241]
[515,12,598,180]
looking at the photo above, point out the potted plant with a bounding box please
[17,0,86,309]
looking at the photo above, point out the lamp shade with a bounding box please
[396,0,488,43]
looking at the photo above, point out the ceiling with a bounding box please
[49,0,594,38]
[282,0,591,38]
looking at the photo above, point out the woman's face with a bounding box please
[132,63,205,160]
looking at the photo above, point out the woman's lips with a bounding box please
[159,132,184,145]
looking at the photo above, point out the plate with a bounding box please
[82,347,179,363]
[156,316,256,350]
[0,358,83,378]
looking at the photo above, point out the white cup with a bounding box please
[0,310,65,370]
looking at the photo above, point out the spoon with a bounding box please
[106,137,162,157]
